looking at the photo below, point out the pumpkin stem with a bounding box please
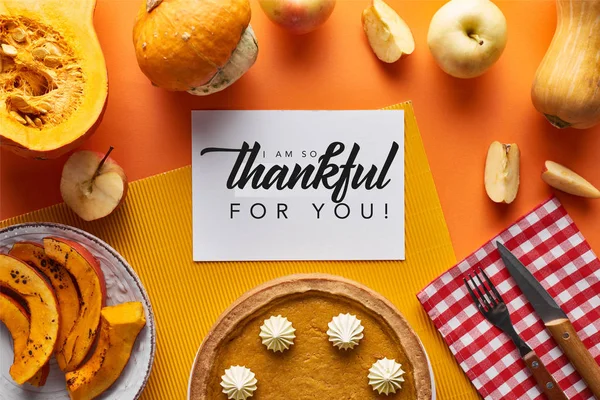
[146,0,163,12]
[92,146,114,182]
[544,114,572,129]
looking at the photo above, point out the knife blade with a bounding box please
[497,242,600,398]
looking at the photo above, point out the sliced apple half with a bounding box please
[0,255,59,384]
[66,302,146,400]
[0,293,50,387]
[61,147,128,222]
[542,161,600,198]
[362,0,415,63]
[484,141,520,204]
[9,242,81,362]
[44,237,106,372]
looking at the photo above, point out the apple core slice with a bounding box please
[362,0,415,63]
[66,302,146,400]
[9,242,81,363]
[0,293,51,387]
[0,255,59,384]
[542,161,600,198]
[44,237,106,372]
[484,141,520,204]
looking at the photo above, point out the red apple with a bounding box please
[60,147,128,221]
[259,0,336,35]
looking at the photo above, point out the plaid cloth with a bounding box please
[417,197,600,400]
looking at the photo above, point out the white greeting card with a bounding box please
[192,110,404,262]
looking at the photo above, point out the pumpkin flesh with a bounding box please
[0,293,50,387]
[0,0,108,158]
[66,302,147,400]
[531,0,600,129]
[44,236,106,372]
[9,241,81,363]
[0,254,59,384]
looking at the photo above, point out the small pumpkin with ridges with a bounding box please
[132,0,258,96]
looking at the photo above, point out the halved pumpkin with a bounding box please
[66,302,146,400]
[44,237,106,372]
[0,0,108,159]
[9,241,81,362]
[0,254,59,384]
[0,292,50,387]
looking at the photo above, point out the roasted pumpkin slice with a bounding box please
[9,241,81,362]
[44,237,106,372]
[0,0,108,159]
[0,255,59,384]
[66,302,146,400]
[0,293,50,387]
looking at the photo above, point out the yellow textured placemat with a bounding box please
[1,102,477,400]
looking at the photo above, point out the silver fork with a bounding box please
[464,268,567,400]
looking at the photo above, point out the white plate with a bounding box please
[0,223,156,400]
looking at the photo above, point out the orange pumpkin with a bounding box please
[132,0,258,95]
[0,0,108,159]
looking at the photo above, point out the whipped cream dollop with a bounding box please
[259,315,296,352]
[368,358,405,395]
[220,366,257,400]
[327,313,364,350]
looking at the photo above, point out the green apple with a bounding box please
[427,0,507,78]
[259,0,336,35]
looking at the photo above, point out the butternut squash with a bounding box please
[0,0,108,159]
[0,254,59,384]
[532,0,600,129]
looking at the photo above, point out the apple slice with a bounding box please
[44,237,106,372]
[484,141,520,204]
[362,0,415,63]
[9,242,81,363]
[0,255,59,384]
[542,161,600,198]
[61,146,128,221]
[66,302,146,400]
[0,293,50,387]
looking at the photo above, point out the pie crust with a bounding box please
[188,274,432,399]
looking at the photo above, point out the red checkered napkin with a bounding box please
[417,197,600,400]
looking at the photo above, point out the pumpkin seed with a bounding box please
[34,117,43,127]
[38,101,52,114]
[10,95,42,115]
[10,111,27,125]
[11,28,27,43]
[44,42,62,56]
[1,44,17,57]
[32,47,49,60]
[24,114,34,126]
[43,56,62,68]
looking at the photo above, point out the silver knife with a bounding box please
[497,242,600,398]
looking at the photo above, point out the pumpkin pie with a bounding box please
[188,274,432,399]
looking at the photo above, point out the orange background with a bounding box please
[2,0,600,264]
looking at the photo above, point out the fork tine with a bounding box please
[464,278,481,309]
[474,272,497,307]
[469,273,490,311]
[480,268,504,303]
